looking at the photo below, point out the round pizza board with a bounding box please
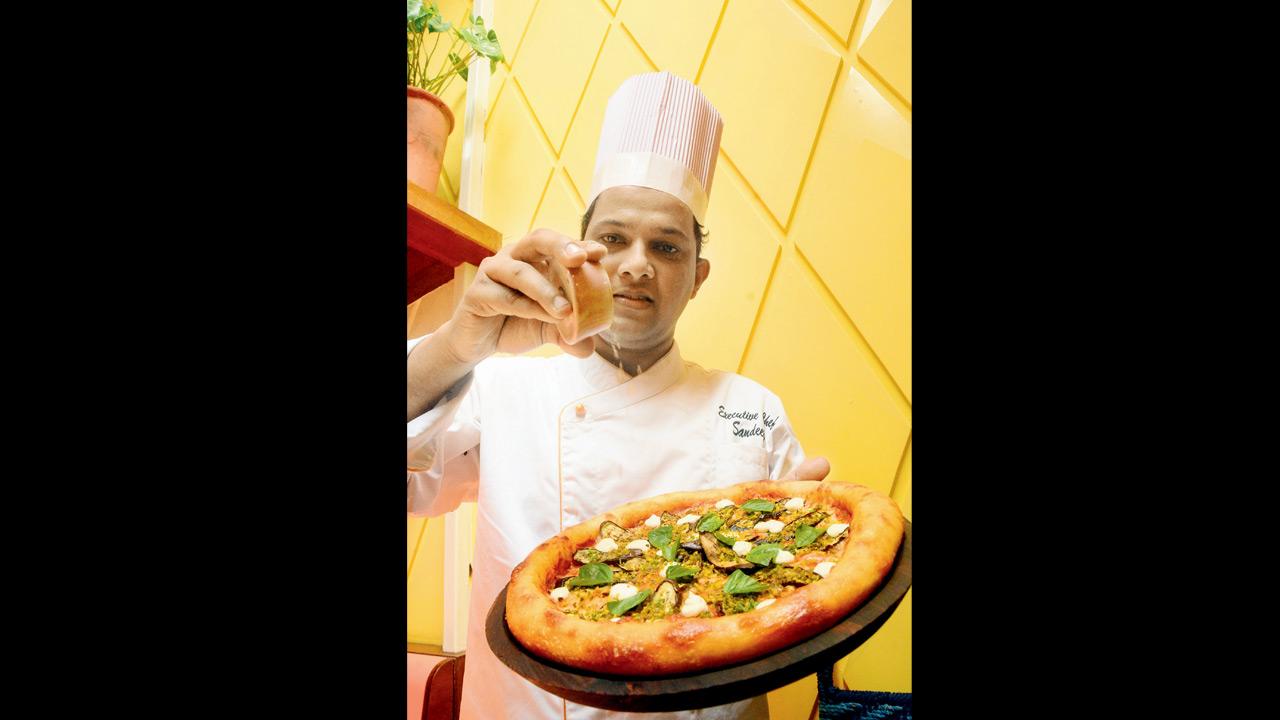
[485,520,912,713]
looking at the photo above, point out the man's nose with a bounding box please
[617,242,653,280]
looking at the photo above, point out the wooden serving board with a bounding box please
[485,520,912,713]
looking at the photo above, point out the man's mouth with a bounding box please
[613,291,653,309]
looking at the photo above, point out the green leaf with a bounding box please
[566,562,613,588]
[723,570,769,595]
[607,589,652,616]
[661,542,678,561]
[428,16,451,32]
[713,531,736,547]
[745,543,783,566]
[695,513,723,533]
[665,565,697,582]
[647,525,674,548]
[795,524,821,549]
[741,499,776,513]
[458,20,503,61]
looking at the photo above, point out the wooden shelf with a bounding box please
[407,182,502,305]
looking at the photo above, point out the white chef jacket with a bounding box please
[408,337,806,720]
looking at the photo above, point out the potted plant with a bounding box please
[407,0,505,193]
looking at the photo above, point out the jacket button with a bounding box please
[575,403,586,417]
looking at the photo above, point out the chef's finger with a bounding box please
[478,255,572,319]
[580,240,607,261]
[510,228,593,269]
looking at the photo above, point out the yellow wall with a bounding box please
[408,0,912,711]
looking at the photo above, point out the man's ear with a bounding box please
[690,258,710,299]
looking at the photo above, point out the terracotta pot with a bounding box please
[407,87,456,193]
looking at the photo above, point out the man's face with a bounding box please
[583,185,710,353]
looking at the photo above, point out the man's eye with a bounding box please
[655,243,679,255]
[600,234,624,244]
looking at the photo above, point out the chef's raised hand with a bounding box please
[409,229,607,421]
[444,228,608,364]
[781,456,832,483]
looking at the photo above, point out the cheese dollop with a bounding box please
[644,514,661,528]
[609,583,639,601]
[680,592,709,617]
[732,540,753,556]
[594,538,619,552]
[813,561,836,578]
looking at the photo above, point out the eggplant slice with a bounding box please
[700,532,753,570]
[598,520,630,542]
[653,581,678,613]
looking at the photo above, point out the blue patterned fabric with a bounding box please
[817,665,912,720]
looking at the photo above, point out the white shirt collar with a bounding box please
[574,341,685,415]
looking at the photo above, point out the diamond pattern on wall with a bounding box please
[740,256,910,496]
[675,162,781,373]
[505,0,611,151]
[839,65,912,159]
[618,0,724,83]
[797,0,862,44]
[857,0,911,105]
[792,137,911,401]
[481,82,555,239]
[492,0,540,68]
[698,0,842,227]
[531,168,585,240]
[559,27,656,204]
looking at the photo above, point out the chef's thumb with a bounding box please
[791,456,831,482]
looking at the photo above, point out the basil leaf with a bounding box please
[723,570,769,595]
[607,589,652,616]
[746,542,782,566]
[665,564,697,582]
[741,499,776,513]
[566,562,613,588]
[647,525,674,548]
[795,524,821,549]
[695,513,723,532]
[713,531,736,547]
[661,542,678,561]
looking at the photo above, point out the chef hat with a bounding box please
[588,71,724,224]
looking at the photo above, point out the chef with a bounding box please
[408,71,831,720]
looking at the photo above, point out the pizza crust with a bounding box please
[505,480,904,676]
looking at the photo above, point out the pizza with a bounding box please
[504,480,905,676]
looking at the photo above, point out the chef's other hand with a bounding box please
[443,228,608,365]
[782,456,831,483]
